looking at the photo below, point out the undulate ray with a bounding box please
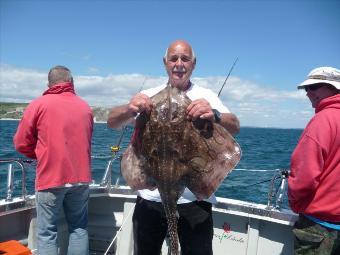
[121,85,241,254]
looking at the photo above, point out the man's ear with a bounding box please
[193,58,197,69]
[163,57,167,66]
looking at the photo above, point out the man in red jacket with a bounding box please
[288,66,340,254]
[14,66,93,255]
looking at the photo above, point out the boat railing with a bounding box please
[0,158,34,201]
[1,155,291,213]
[99,152,123,189]
[98,154,291,211]
[0,153,125,203]
[266,169,290,210]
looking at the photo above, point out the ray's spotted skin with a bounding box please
[121,85,241,254]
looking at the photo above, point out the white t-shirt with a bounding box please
[138,83,230,204]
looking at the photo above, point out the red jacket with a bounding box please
[288,94,340,222]
[13,82,93,191]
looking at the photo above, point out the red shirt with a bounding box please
[13,82,93,191]
[288,94,340,222]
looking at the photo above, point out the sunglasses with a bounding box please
[304,84,324,92]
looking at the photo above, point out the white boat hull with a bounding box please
[0,185,297,254]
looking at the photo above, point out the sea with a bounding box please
[0,120,303,209]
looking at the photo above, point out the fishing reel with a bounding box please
[111,145,121,153]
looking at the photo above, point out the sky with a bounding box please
[1,0,339,128]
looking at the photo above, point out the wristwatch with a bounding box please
[212,109,221,123]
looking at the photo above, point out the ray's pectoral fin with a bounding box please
[121,143,157,191]
[186,129,242,200]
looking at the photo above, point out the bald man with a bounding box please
[107,40,240,255]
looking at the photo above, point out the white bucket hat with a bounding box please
[298,66,340,90]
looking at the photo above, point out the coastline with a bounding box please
[0,118,107,124]
[0,118,19,121]
[0,119,302,130]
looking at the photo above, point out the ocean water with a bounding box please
[0,120,302,208]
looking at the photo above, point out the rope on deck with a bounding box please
[104,203,136,255]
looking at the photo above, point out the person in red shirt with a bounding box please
[14,66,93,255]
[288,66,340,254]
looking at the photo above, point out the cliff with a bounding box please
[0,102,110,122]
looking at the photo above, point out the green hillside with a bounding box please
[0,102,28,119]
[0,102,110,122]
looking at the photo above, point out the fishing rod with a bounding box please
[110,77,147,153]
[103,77,148,187]
[217,57,238,97]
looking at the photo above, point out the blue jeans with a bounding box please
[36,185,90,255]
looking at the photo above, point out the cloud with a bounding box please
[0,64,313,128]
[87,67,100,74]
[0,64,46,102]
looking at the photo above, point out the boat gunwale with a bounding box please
[1,185,297,224]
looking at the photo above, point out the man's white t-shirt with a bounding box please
[137,83,230,204]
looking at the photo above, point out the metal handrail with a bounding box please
[0,154,124,202]
[100,153,122,189]
[274,170,289,209]
[0,158,34,201]
[1,156,290,212]
[6,163,13,201]
[266,169,290,210]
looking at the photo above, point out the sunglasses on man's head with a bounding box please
[304,84,324,92]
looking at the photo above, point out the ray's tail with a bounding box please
[159,187,180,255]
[163,201,179,255]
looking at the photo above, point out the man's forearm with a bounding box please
[107,104,135,129]
[220,113,240,135]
